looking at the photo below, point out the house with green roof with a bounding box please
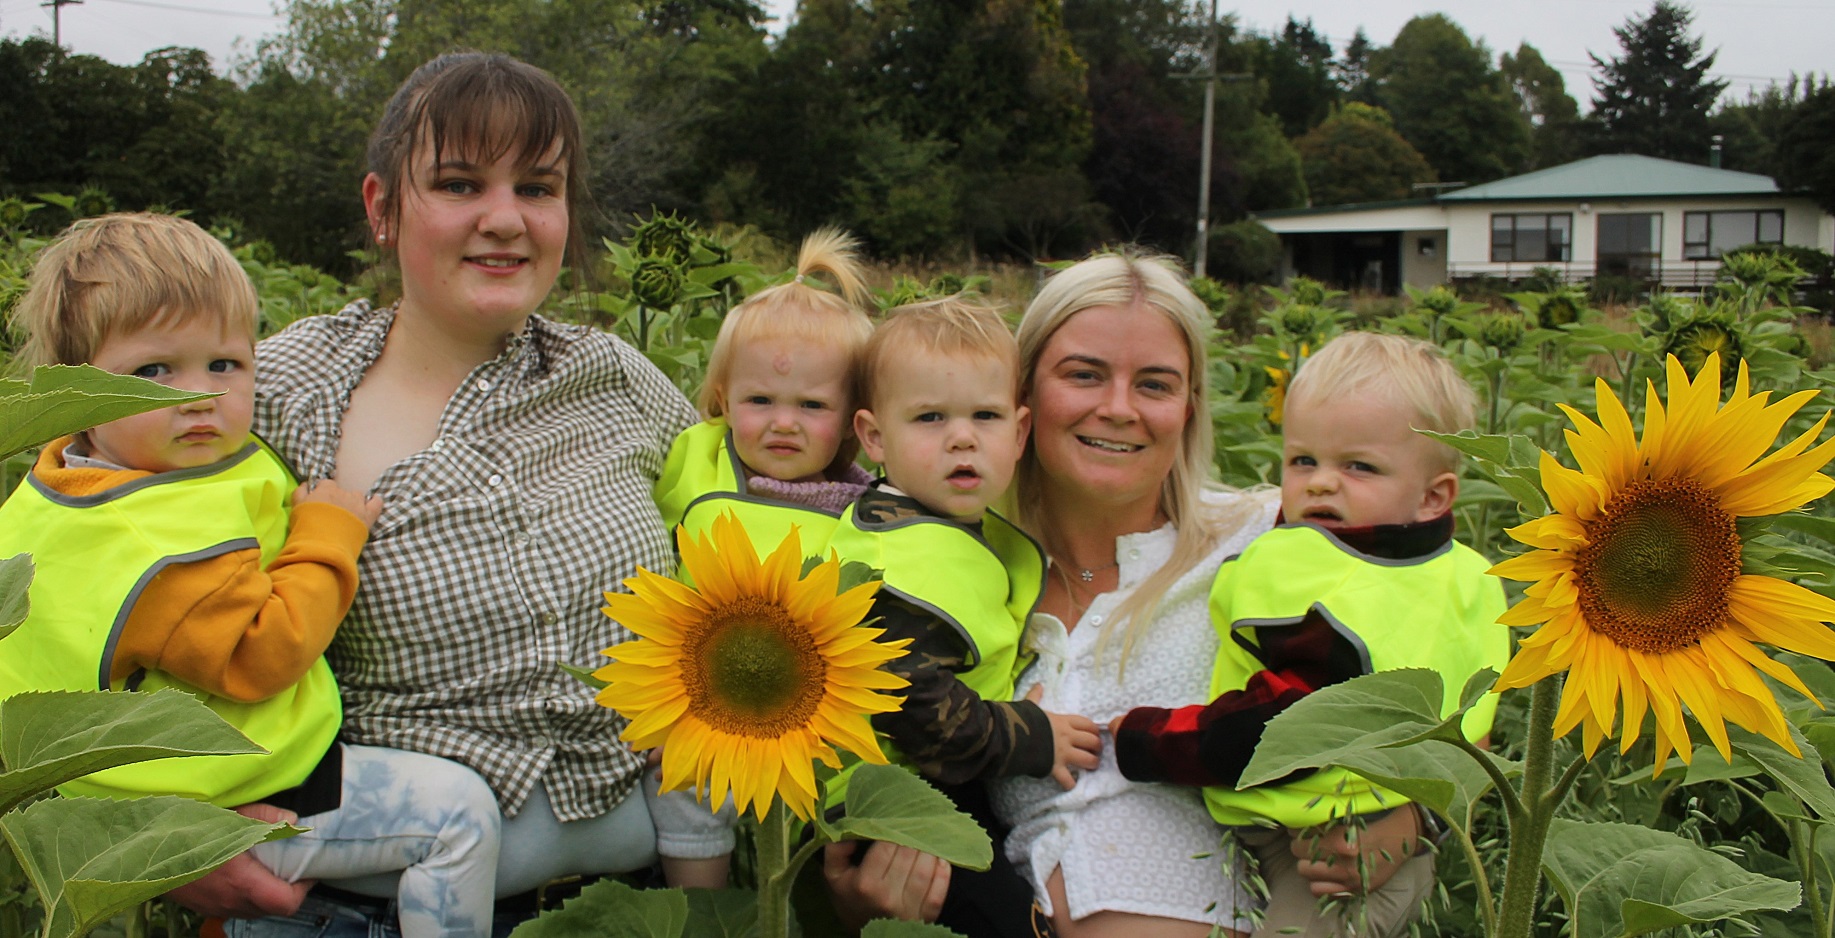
[1253,154,1834,293]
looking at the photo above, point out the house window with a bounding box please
[1597,213,1662,279]
[1683,210,1784,259]
[1491,213,1572,263]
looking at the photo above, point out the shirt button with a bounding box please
[430,438,444,452]
[488,473,503,487]
[542,612,559,625]
[1091,615,1103,625]
[477,380,493,392]
[1128,549,1139,560]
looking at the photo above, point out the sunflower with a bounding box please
[594,513,909,820]
[1264,364,1290,429]
[1492,353,1835,769]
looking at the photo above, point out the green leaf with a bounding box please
[1238,669,1496,788]
[1542,819,1800,938]
[0,365,215,462]
[507,879,688,938]
[1766,512,1835,544]
[558,660,609,691]
[0,553,30,641]
[1418,429,1515,467]
[682,888,757,938]
[0,795,294,938]
[1333,739,1516,833]
[1728,724,1835,821]
[837,561,883,593]
[0,689,265,814]
[862,920,966,937]
[835,764,993,871]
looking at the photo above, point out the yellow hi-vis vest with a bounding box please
[655,420,849,566]
[820,500,1045,805]
[0,441,341,807]
[1204,523,1508,828]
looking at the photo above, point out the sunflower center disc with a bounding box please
[1574,477,1741,654]
[686,596,827,737]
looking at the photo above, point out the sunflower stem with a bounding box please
[1495,677,1559,938]
[756,798,794,938]
[1452,821,1499,938]
[1450,735,1524,820]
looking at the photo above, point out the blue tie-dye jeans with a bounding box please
[241,744,500,938]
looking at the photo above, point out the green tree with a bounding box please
[1335,28,1378,105]
[1775,85,1835,215]
[0,40,233,219]
[1063,0,1208,251]
[1370,14,1528,185]
[1249,16,1337,138]
[1714,74,1826,179]
[1587,0,1728,162]
[1294,103,1435,206]
[1500,42,1581,169]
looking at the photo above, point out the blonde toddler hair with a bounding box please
[1285,331,1477,472]
[861,296,1019,411]
[698,227,873,473]
[13,212,258,370]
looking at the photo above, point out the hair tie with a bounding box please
[794,274,806,284]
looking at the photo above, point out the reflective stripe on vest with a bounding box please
[1204,523,1508,827]
[655,420,848,570]
[0,441,342,807]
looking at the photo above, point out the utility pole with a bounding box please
[1187,0,1249,279]
[42,0,81,48]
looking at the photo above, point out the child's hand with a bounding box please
[293,479,383,528]
[1026,685,1100,790]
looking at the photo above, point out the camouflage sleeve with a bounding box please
[868,596,1055,785]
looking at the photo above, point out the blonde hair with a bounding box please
[698,228,873,473]
[1286,331,1477,472]
[861,296,1019,411]
[1015,249,1266,663]
[13,212,257,370]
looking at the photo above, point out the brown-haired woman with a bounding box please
[172,52,700,930]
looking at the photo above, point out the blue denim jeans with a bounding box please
[243,745,500,938]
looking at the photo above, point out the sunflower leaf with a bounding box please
[1728,724,1835,822]
[834,764,993,871]
[837,562,884,593]
[862,920,967,937]
[0,796,296,938]
[557,660,609,691]
[681,888,757,938]
[0,689,265,816]
[506,878,688,938]
[1239,669,1497,788]
[1331,739,1516,834]
[0,553,30,641]
[0,364,216,462]
[1417,430,1548,517]
[1541,818,1800,938]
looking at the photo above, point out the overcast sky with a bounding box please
[2,0,1827,107]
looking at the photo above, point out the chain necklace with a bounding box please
[1075,560,1120,583]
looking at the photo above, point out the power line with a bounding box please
[86,0,277,20]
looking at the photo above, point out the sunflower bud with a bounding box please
[1288,277,1330,307]
[632,255,687,309]
[631,213,696,262]
[1189,276,1231,314]
[1665,319,1743,378]
[1480,312,1526,352]
[1279,305,1320,337]
[0,197,31,231]
[1537,293,1580,327]
[1412,286,1460,318]
[73,187,114,219]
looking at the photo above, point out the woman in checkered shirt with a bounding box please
[171,52,703,929]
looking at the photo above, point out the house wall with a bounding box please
[1444,195,1830,286]
[1401,229,1447,289]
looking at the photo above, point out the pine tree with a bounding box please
[1588,1,1728,162]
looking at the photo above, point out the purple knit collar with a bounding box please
[745,462,873,515]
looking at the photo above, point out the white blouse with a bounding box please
[991,489,1279,928]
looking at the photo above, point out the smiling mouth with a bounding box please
[1077,435,1142,453]
[470,257,526,269]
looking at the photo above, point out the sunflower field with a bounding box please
[5,201,1835,938]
